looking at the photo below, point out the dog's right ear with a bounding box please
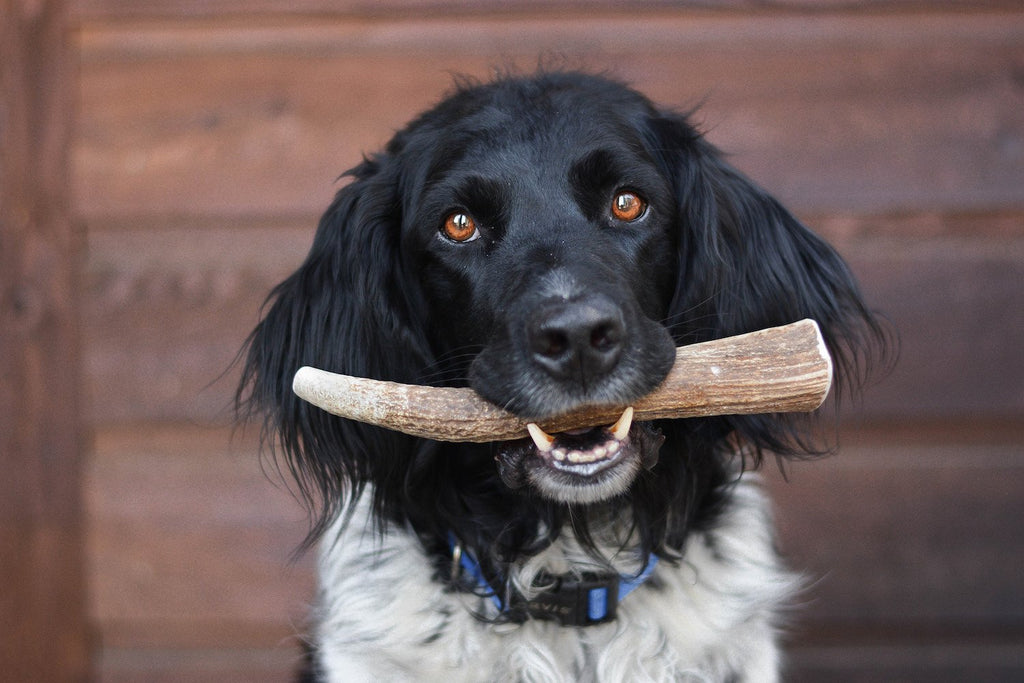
[237,155,430,544]
[645,109,894,458]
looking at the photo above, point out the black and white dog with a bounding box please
[239,71,884,682]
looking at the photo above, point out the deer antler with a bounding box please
[292,319,832,443]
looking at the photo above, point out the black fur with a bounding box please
[238,71,886,589]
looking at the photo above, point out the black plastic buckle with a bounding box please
[521,573,621,627]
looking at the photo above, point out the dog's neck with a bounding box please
[452,531,659,626]
[441,511,659,626]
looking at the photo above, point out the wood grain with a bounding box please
[69,0,1024,20]
[765,424,1024,623]
[0,2,91,681]
[844,235,1024,420]
[81,217,1024,424]
[73,13,1024,216]
[787,639,1024,683]
[86,426,313,634]
[66,7,1024,681]
[86,424,1024,646]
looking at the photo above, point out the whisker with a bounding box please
[414,345,485,386]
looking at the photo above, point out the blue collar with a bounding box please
[449,534,658,627]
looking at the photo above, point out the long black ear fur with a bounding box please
[649,112,891,458]
[237,155,432,545]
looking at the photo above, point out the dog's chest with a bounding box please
[312,479,794,683]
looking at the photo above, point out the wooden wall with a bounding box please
[57,1,1024,680]
[1,2,90,681]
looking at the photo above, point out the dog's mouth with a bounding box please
[495,407,665,504]
[289,321,834,504]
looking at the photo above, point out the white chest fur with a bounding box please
[312,477,797,683]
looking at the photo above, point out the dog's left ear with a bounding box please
[647,112,890,451]
[236,153,434,543]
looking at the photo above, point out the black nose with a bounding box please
[527,295,625,384]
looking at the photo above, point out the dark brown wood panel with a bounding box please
[98,648,299,683]
[74,13,1024,216]
[87,425,314,633]
[0,2,91,680]
[82,217,1024,424]
[95,638,1024,683]
[844,234,1024,420]
[69,0,1024,20]
[82,218,310,424]
[85,423,1024,682]
[68,6,1024,681]
[87,425,1023,635]
[788,639,1024,683]
[765,424,1024,623]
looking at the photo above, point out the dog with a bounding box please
[238,71,884,682]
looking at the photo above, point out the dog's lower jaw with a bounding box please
[495,422,665,504]
[528,457,640,505]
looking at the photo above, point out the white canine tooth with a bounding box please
[610,406,634,441]
[527,423,555,453]
[607,441,620,454]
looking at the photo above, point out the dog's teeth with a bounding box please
[570,449,602,464]
[532,412,631,469]
[527,423,555,453]
[610,406,634,441]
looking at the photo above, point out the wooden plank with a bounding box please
[809,209,1024,241]
[788,639,1024,683]
[95,639,1024,683]
[81,218,1024,424]
[94,638,1024,683]
[86,423,1023,638]
[844,234,1024,420]
[85,421,1024,683]
[98,647,301,683]
[86,425,314,634]
[83,218,310,424]
[764,423,1024,623]
[0,2,91,681]
[69,0,1024,20]
[73,12,1024,216]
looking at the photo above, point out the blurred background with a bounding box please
[3,1,1022,681]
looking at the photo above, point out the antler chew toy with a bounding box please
[292,319,832,443]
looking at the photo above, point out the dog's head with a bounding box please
[239,72,886,549]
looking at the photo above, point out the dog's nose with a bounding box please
[527,296,625,383]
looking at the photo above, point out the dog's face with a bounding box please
[240,72,883,543]
[407,113,679,414]
[398,91,681,503]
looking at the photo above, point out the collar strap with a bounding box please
[449,534,658,627]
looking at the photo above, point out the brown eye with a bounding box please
[442,212,479,242]
[611,191,647,222]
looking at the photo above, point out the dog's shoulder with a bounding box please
[310,477,796,683]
